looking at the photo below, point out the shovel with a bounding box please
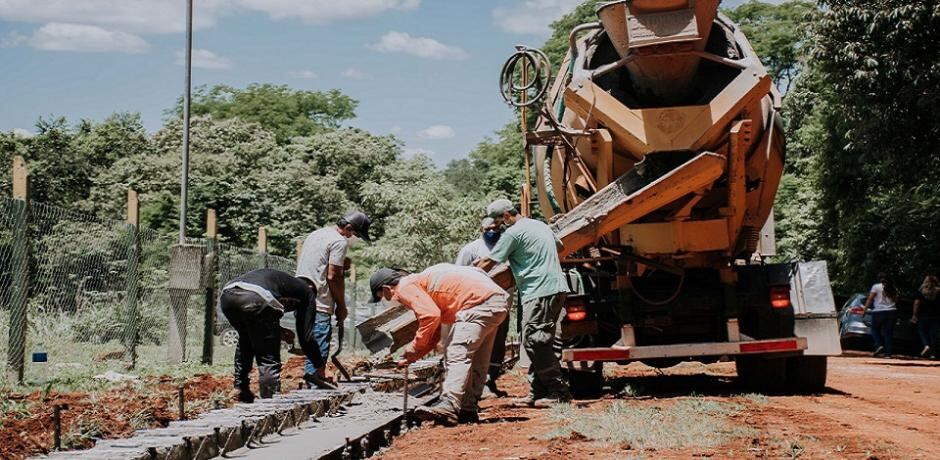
[331,320,352,382]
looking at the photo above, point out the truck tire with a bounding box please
[564,363,604,398]
[785,356,827,394]
[735,355,788,393]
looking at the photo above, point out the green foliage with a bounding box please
[444,122,525,199]
[359,154,485,272]
[725,1,817,90]
[174,84,358,144]
[541,0,604,76]
[775,1,940,294]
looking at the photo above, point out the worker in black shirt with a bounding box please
[219,268,324,402]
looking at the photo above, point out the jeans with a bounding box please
[916,316,940,352]
[219,288,282,398]
[523,292,569,396]
[870,310,897,355]
[440,293,509,412]
[304,311,333,375]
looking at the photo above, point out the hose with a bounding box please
[628,270,686,307]
[499,46,552,108]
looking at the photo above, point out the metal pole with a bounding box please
[179,0,193,244]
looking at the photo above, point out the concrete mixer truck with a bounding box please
[497,0,841,394]
[359,0,840,395]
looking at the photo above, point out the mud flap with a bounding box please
[791,261,842,356]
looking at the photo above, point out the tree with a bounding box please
[725,1,817,91]
[444,122,524,199]
[776,0,940,294]
[172,84,358,144]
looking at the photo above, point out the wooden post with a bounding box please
[256,226,268,268]
[123,190,140,368]
[7,156,28,384]
[520,60,532,217]
[202,209,218,364]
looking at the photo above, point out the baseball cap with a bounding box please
[343,211,371,242]
[370,268,402,302]
[480,217,496,230]
[486,199,516,218]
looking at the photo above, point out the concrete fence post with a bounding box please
[6,156,29,384]
[256,226,268,268]
[202,209,218,365]
[123,189,140,368]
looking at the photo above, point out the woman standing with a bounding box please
[864,273,899,357]
[912,272,940,359]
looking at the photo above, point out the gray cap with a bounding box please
[342,210,371,242]
[486,199,516,218]
[369,268,401,302]
[480,217,496,230]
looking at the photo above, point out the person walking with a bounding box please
[478,199,571,406]
[456,217,511,397]
[296,211,371,384]
[912,272,940,359]
[864,272,899,357]
[219,268,324,403]
[370,264,509,426]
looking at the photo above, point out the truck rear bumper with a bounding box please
[561,337,807,362]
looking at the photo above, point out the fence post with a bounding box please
[123,189,140,368]
[6,156,28,384]
[256,226,268,268]
[202,209,218,365]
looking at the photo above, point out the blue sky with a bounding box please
[0,0,761,166]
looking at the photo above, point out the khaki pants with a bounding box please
[441,293,509,412]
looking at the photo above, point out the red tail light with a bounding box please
[769,286,791,309]
[849,306,865,315]
[565,299,588,322]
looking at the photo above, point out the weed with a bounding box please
[743,393,770,405]
[786,440,805,459]
[63,415,104,449]
[0,397,32,420]
[546,397,756,450]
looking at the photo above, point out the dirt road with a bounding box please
[378,354,940,459]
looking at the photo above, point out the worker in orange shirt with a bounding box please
[369,264,509,426]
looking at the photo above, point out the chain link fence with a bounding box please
[0,195,303,386]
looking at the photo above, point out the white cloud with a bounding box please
[30,23,149,53]
[0,0,418,36]
[342,67,371,80]
[290,69,319,79]
[493,0,582,37]
[238,0,420,24]
[369,31,468,60]
[176,48,232,70]
[11,128,34,138]
[0,0,229,34]
[0,30,27,48]
[417,125,456,140]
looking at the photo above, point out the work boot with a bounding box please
[486,379,509,398]
[921,346,932,358]
[232,388,255,404]
[873,346,885,357]
[457,410,480,424]
[533,391,573,407]
[414,400,458,427]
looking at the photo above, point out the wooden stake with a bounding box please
[12,156,27,199]
[256,227,267,253]
[126,189,139,225]
[206,209,217,238]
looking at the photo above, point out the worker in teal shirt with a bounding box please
[478,199,571,405]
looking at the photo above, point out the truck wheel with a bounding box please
[735,356,787,393]
[785,356,827,394]
[565,363,604,398]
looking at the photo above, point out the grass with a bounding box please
[546,397,756,450]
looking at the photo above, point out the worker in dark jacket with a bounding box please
[219,268,323,402]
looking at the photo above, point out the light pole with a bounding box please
[179,0,193,244]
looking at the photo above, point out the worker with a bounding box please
[219,268,323,403]
[455,216,511,397]
[296,211,371,384]
[370,264,509,426]
[477,199,572,406]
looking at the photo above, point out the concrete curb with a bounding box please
[37,361,442,460]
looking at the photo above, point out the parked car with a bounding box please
[838,293,923,351]
[215,308,299,349]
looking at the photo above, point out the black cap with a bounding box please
[343,211,371,242]
[370,268,401,302]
